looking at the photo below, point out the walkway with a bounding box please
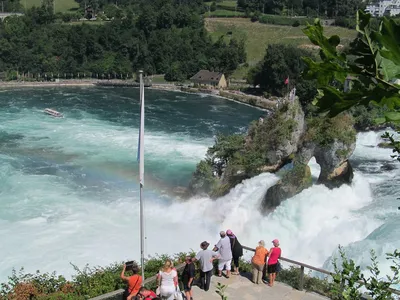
[192,272,328,300]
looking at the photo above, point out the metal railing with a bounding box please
[242,245,400,296]
[91,246,400,299]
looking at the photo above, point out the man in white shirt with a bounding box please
[213,231,233,278]
[193,241,219,291]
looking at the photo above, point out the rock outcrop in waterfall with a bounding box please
[188,97,356,213]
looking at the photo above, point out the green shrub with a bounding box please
[259,15,314,26]
[304,114,356,148]
[210,2,217,12]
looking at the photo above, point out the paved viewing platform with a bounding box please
[91,271,329,300]
[192,272,328,300]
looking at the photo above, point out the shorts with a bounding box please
[183,283,192,292]
[218,259,232,271]
[267,263,278,274]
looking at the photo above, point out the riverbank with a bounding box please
[0,80,96,88]
[0,80,275,110]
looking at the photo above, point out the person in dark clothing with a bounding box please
[182,255,195,300]
[226,229,243,275]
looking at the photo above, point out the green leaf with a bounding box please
[356,10,371,34]
[385,111,400,122]
[302,20,344,62]
[373,18,400,66]
[375,117,386,124]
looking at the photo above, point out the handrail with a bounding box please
[242,245,400,296]
[91,246,400,299]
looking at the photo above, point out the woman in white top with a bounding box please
[157,260,178,300]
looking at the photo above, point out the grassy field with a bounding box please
[204,1,237,7]
[204,9,245,17]
[22,0,79,12]
[205,18,357,79]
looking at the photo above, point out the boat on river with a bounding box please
[44,108,63,118]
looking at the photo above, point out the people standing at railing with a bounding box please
[267,239,282,287]
[193,241,219,292]
[182,255,195,300]
[213,231,233,278]
[226,229,243,275]
[251,240,269,284]
[157,260,178,300]
[120,263,143,300]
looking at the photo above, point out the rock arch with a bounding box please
[260,114,356,214]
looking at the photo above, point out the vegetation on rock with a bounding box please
[189,99,307,198]
[262,162,312,211]
[304,114,356,149]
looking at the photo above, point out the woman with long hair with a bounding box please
[157,260,178,300]
[226,229,243,275]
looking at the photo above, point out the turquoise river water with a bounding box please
[0,87,399,285]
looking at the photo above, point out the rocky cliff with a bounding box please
[188,97,357,213]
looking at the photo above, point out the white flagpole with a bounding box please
[138,70,145,283]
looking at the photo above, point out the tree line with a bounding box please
[237,0,366,18]
[0,0,246,81]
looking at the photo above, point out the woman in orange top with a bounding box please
[120,263,143,300]
[251,240,269,284]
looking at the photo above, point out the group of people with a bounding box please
[120,230,281,300]
[251,239,281,286]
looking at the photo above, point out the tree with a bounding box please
[249,44,317,106]
[301,10,400,159]
[210,2,217,12]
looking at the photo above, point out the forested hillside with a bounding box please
[0,0,246,80]
[237,0,366,18]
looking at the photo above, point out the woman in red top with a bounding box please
[120,263,143,300]
[267,239,281,287]
[137,287,158,299]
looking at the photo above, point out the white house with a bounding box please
[366,0,400,16]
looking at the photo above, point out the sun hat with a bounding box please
[200,241,210,249]
[272,239,280,245]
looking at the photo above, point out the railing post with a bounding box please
[299,266,305,291]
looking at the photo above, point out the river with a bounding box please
[0,87,399,284]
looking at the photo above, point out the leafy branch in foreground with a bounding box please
[216,282,228,300]
[331,247,400,300]
[302,10,400,159]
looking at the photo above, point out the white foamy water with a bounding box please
[1,130,399,283]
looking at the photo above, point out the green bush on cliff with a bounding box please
[246,103,298,162]
[207,134,246,174]
[281,162,312,189]
[351,105,389,131]
[305,114,356,148]
[188,160,218,195]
